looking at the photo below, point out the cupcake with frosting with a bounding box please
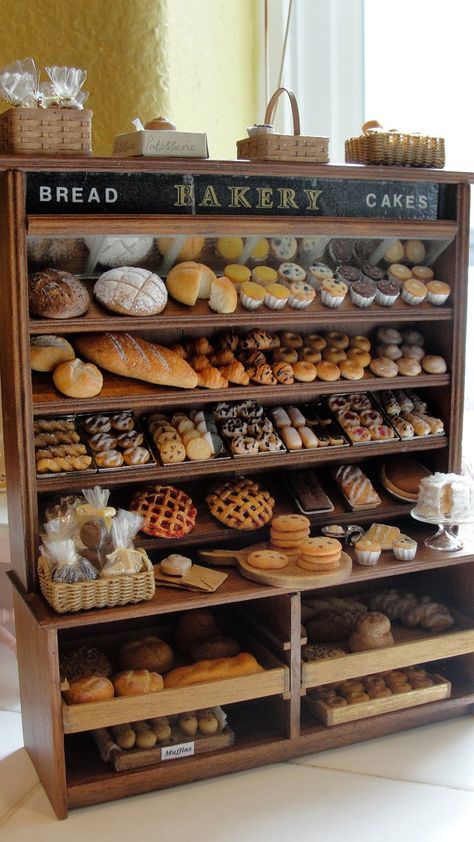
[350,279,376,308]
[375,278,401,306]
[388,263,413,284]
[251,265,278,287]
[401,278,428,306]
[320,277,348,308]
[426,280,451,305]
[308,262,333,289]
[224,264,251,289]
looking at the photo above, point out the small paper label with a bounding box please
[161,741,195,761]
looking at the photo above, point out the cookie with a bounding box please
[159,439,187,463]
[271,514,311,533]
[247,550,289,570]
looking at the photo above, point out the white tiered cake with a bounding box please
[414,472,474,522]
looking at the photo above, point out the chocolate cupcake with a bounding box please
[336,265,361,285]
[361,264,385,283]
[375,278,401,306]
[328,238,354,264]
[353,239,380,264]
[350,279,376,308]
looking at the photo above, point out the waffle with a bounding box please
[131,485,197,538]
[206,477,275,530]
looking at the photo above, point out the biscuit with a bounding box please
[247,550,289,570]
[297,556,341,571]
[300,536,342,557]
[159,440,187,463]
[185,437,212,461]
[272,514,311,532]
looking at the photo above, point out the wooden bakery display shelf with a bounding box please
[2,160,473,818]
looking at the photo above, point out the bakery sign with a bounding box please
[26,172,441,219]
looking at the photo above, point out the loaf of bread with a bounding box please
[53,358,103,398]
[163,652,264,688]
[30,335,75,372]
[174,609,221,654]
[63,675,115,704]
[94,267,168,316]
[113,669,164,696]
[74,332,198,389]
[29,269,90,319]
[119,636,175,673]
[166,261,216,305]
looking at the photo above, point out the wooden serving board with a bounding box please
[93,725,234,771]
[198,544,352,590]
[305,674,451,726]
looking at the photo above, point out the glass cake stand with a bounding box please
[411,509,466,551]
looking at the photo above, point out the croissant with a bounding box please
[198,366,229,389]
[185,337,213,356]
[189,354,211,372]
[209,349,235,367]
[219,362,250,386]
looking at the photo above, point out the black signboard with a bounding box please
[26,171,440,220]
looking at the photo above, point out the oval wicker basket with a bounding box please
[345,120,445,168]
[38,551,155,614]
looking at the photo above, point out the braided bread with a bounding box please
[367,590,454,632]
[36,455,92,473]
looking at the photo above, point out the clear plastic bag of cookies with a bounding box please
[41,518,99,584]
[101,509,149,577]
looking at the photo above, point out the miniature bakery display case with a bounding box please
[1,158,474,819]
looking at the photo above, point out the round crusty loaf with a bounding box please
[30,335,75,372]
[113,669,164,696]
[94,267,168,316]
[166,261,217,305]
[53,358,103,398]
[119,636,175,673]
[63,675,115,704]
[29,269,90,319]
[27,237,89,272]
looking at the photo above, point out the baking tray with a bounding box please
[285,469,335,515]
[212,403,287,458]
[144,409,229,466]
[375,389,446,440]
[34,414,96,478]
[77,411,156,472]
[326,392,401,446]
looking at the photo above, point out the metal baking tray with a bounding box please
[77,412,157,472]
[144,409,229,466]
[325,392,401,446]
[34,414,97,478]
[212,402,287,459]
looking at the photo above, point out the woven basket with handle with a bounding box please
[237,87,329,163]
[0,107,92,156]
[345,120,445,168]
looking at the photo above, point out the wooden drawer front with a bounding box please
[302,626,474,690]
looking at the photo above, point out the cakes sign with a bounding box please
[26,172,440,219]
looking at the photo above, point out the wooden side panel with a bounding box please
[14,590,68,819]
[0,171,38,589]
[449,182,470,470]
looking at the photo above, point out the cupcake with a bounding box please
[288,281,316,309]
[251,265,278,286]
[240,281,266,310]
[264,283,289,309]
[361,264,385,284]
[404,239,426,264]
[224,264,251,288]
[328,238,354,264]
[383,240,404,264]
[277,262,307,286]
[298,236,327,261]
[412,265,434,282]
[336,265,361,285]
[308,262,333,289]
[320,277,348,308]
[388,263,413,283]
[216,237,244,260]
[375,278,401,306]
[354,538,381,566]
[270,236,297,261]
[401,278,428,305]
[350,279,376,308]
[248,237,269,262]
[392,535,417,561]
[426,280,451,305]
[353,239,380,264]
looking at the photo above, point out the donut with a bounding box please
[279,331,303,349]
[376,327,403,345]
[346,347,371,367]
[273,346,298,364]
[339,359,364,380]
[421,354,447,374]
[349,335,371,352]
[376,343,403,361]
[299,346,322,364]
[369,356,399,378]
[322,347,347,365]
[293,361,317,382]
[396,357,422,376]
[306,333,327,351]
[326,331,349,349]
[316,361,341,381]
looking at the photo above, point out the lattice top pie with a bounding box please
[131,485,197,538]
[206,477,275,530]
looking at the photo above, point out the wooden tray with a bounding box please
[198,545,352,590]
[306,674,451,725]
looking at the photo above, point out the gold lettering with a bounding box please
[277,187,298,209]
[303,188,323,211]
[228,186,252,208]
[198,185,221,207]
[256,187,274,209]
[174,183,194,206]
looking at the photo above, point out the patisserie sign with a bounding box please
[26,172,441,219]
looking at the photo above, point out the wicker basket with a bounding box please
[237,87,329,163]
[345,120,445,168]
[38,551,155,614]
[0,107,92,156]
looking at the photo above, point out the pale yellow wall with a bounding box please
[0,0,260,158]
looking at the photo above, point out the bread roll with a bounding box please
[74,332,198,389]
[28,237,88,272]
[30,335,75,372]
[174,609,220,654]
[163,653,264,688]
[119,636,175,673]
[208,276,238,314]
[94,267,168,316]
[166,261,216,305]
[63,675,115,704]
[29,269,90,319]
[85,236,153,267]
[53,358,103,397]
[113,669,164,696]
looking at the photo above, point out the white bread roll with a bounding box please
[166,261,216,305]
[30,335,75,372]
[74,332,198,389]
[209,276,238,314]
[53,358,103,398]
[94,267,168,316]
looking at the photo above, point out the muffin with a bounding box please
[336,265,361,285]
[270,236,297,261]
[252,265,278,286]
[320,277,348,308]
[354,538,381,566]
[287,281,316,309]
[375,278,401,306]
[264,283,289,309]
[388,263,413,283]
[404,240,426,264]
[277,262,307,286]
[308,262,333,289]
[350,279,376,308]
[361,264,385,284]
[248,238,269,262]
[426,280,451,305]
[216,237,244,260]
[240,281,266,310]
[383,240,404,264]
[328,238,354,264]
[392,535,417,561]
[224,264,251,288]
[412,265,434,282]
[401,278,428,306]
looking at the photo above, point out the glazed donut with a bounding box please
[339,359,364,380]
[376,327,403,345]
[278,331,303,349]
[397,357,422,376]
[306,333,327,351]
[299,346,322,364]
[400,343,425,361]
[346,347,371,367]
[421,354,447,374]
[316,360,341,381]
[376,343,403,361]
[273,346,298,364]
[326,331,349,350]
[322,346,347,364]
[348,335,371,353]
[293,361,317,382]
[369,356,399,378]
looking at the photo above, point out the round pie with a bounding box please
[206,477,275,530]
[131,485,197,538]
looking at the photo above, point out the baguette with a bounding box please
[74,332,198,389]
[163,652,264,688]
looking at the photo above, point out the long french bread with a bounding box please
[163,652,264,688]
[74,332,198,389]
